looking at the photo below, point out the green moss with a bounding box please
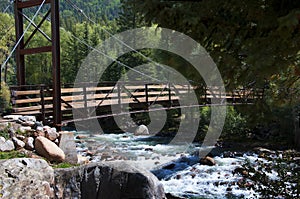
[52,162,79,169]
[0,151,26,159]
[0,125,10,140]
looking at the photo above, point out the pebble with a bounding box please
[16,134,25,140]
[190,173,196,178]
[226,187,232,192]
[176,174,181,179]
[75,135,88,139]
[144,148,153,151]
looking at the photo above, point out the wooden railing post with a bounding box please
[117,83,121,106]
[168,82,172,107]
[145,84,149,105]
[204,86,207,104]
[83,83,87,110]
[188,84,191,105]
[40,85,45,124]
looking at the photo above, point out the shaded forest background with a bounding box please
[0,0,299,146]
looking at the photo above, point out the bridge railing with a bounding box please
[9,82,265,123]
[9,82,184,120]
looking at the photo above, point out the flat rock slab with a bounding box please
[58,131,78,164]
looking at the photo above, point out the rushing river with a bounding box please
[74,132,277,199]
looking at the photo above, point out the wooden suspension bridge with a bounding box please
[5,0,265,130]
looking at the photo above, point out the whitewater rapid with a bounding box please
[74,132,278,198]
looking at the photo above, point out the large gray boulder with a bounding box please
[54,161,166,199]
[0,158,55,199]
[0,159,166,199]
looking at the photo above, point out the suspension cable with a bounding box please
[69,33,162,82]
[29,6,162,83]
[2,0,13,13]
[1,0,46,72]
[64,0,177,77]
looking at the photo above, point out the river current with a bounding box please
[74,132,277,199]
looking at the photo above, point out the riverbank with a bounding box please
[0,115,299,198]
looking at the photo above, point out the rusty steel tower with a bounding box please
[14,0,61,129]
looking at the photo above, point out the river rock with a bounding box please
[58,131,78,164]
[19,126,32,134]
[77,154,90,164]
[135,124,149,135]
[253,147,275,154]
[31,121,43,130]
[0,158,54,198]
[199,156,216,166]
[15,134,25,141]
[0,137,15,152]
[3,115,22,121]
[7,127,15,138]
[24,137,35,151]
[166,193,186,199]
[45,128,58,141]
[21,120,35,127]
[233,167,249,177]
[35,126,46,137]
[75,134,88,139]
[19,115,36,122]
[223,151,235,158]
[35,136,65,162]
[12,137,25,149]
[54,161,165,199]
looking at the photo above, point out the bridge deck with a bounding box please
[10,83,264,124]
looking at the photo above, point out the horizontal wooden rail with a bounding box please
[9,83,264,124]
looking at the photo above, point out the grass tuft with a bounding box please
[0,151,27,159]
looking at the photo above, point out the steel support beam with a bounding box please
[23,9,52,47]
[14,0,62,129]
[20,46,52,55]
[51,0,62,129]
[14,1,25,86]
[16,0,51,9]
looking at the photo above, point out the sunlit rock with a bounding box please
[35,136,65,162]
[135,124,149,135]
